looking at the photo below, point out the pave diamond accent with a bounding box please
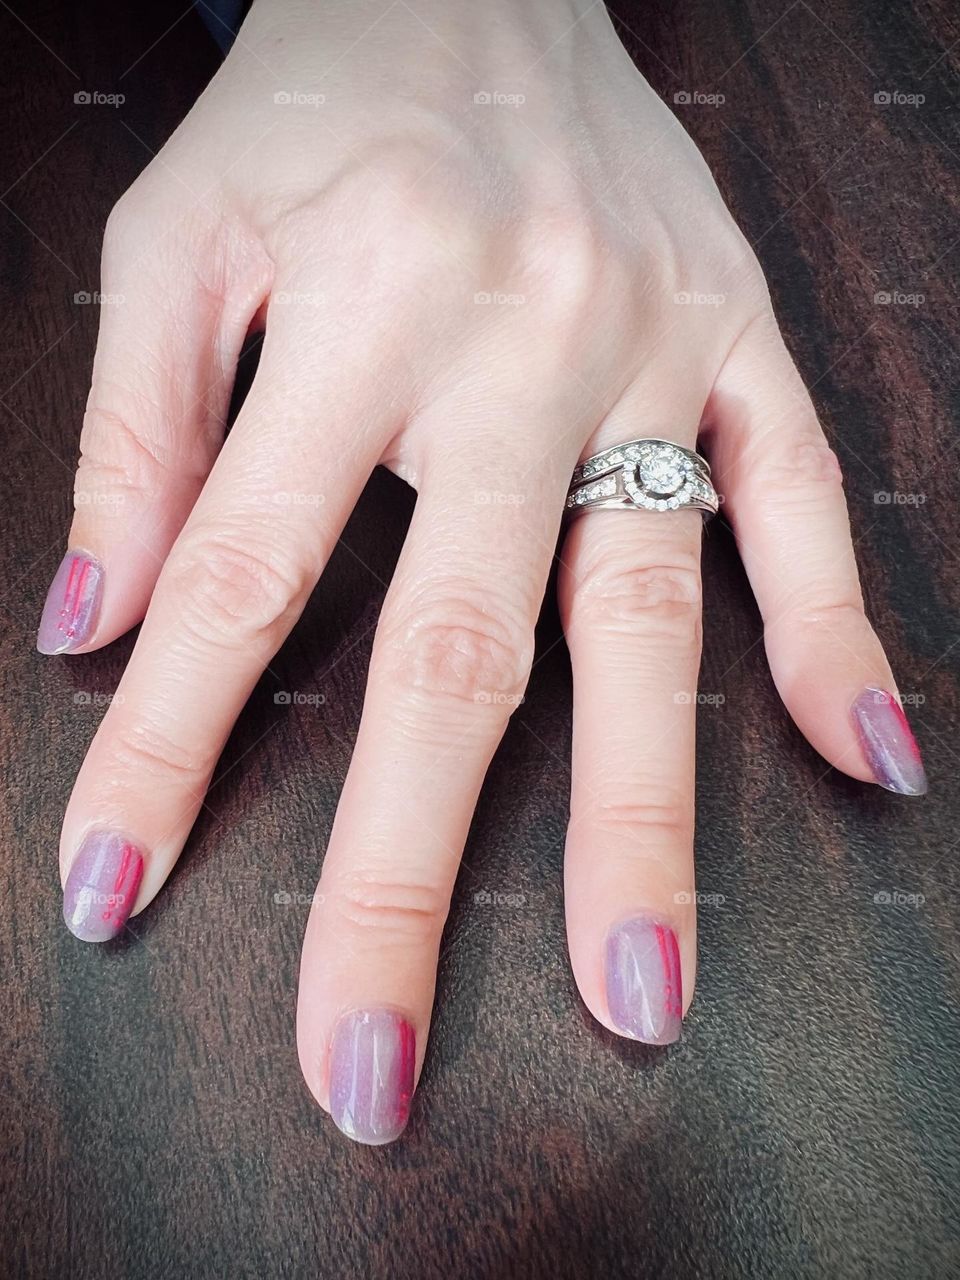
[566,473,617,508]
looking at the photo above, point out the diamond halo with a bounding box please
[622,442,696,511]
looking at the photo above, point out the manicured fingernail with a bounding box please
[851,687,928,796]
[329,1009,416,1145]
[37,550,103,654]
[605,916,682,1045]
[63,830,144,942]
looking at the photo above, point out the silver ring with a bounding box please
[565,437,718,518]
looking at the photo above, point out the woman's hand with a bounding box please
[41,0,926,1143]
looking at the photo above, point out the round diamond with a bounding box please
[638,446,686,496]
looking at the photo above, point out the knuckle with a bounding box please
[516,207,610,310]
[378,595,534,710]
[102,194,139,255]
[573,558,703,642]
[76,404,173,503]
[272,156,469,289]
[584,790,693,848]
[329,870,448,942]
[110,718,210,784]
[102,178,164,256]
[775,598,866,636]
[164,530,309,649]
[753,433,844,518]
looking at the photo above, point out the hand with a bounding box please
[41,0,926,1144]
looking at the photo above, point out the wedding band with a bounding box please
[565,437,718,518]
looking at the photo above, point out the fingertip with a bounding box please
[36,549,104,655]
[603,915,684,1045]
[850,687,928,796]
[61,829,145,942]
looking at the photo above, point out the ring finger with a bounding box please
[559,378,711,1043]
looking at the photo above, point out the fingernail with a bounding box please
[605,916,682,1045]
[63,830,145,942]
[851,687,928,796]
[37,550,104,654]
[329,1009,416,1145]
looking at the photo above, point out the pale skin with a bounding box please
[45,0,921,1140]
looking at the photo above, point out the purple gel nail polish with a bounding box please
[63,830,144,942]
[329,1009,416,1145]
[605,916,682,1045]
[37,550,104,654]
[851,687,928,796]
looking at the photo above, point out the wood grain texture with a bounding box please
[1,1,957,1276]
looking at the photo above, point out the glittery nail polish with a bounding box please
[63,830,144,942]
[605,916,682,1044]
[851,687,927,796]
[37,550,103,654]
[329,1009,416,1145]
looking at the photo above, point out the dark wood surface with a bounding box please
[2,1,958,1276]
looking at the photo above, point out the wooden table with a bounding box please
[2,1,957,1275]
